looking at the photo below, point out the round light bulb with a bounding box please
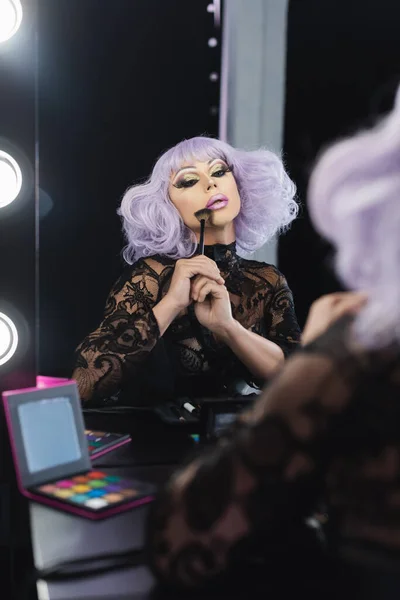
[0,0,23,43]
[0,150,23,208]
[0,312,18,366]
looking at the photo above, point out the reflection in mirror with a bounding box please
[71,136,301,407]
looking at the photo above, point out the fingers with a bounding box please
[176,256,224,284]
[197,282,225,303]
[323,291,367,304]
[312,291,368,313]
[303,291,369,346]
[332,293,368,319]
[191,275,220,301]
[191,277,227,302]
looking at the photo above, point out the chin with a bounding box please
[209,208,238,227]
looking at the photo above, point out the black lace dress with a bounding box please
[147,316,400,590]
[72,242,301,405]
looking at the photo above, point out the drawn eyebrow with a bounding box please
[173,159,227,181]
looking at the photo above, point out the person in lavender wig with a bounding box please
[72,136,300,404]
[146,91,400,597]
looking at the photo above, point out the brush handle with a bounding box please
[199,219,205,255]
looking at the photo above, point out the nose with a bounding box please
[206,178,217,191]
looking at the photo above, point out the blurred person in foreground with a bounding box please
[146,87,400,598]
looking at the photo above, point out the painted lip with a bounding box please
[206,194,229,210]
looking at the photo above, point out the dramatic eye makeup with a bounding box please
[172,160,233,189]
[209,161,233,177]
[173,174,200,189]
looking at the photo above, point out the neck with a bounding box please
[195,222,236,246]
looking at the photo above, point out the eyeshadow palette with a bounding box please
[33,470,151,512]
[2,380,155,520]
[85,429,131,459]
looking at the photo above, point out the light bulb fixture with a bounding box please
[0,311,18,366]
[0,150,23,208]
[0,0,23,43]
[207,1,221,27]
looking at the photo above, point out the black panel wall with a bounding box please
[38,0,224,377]
[0,0,37,392]
[280,0,400,327]
[0,0,38,591]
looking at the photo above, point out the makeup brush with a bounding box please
[194,208,212,255]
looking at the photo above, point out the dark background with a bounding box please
[0,0,37,392]
[0,0,38,582]
[280,0,400,327]
[38,0,222,376]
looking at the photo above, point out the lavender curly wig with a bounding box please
[118,136,298,263]
[308,87,400,348]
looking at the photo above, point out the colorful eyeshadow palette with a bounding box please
[2,380,156,520]
[33,471,153,513]
[85,429,131,459]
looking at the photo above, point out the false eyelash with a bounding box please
[173,178,199,189]
[211,164,233,176]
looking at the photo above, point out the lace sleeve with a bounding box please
[72,259,163,402]
[147,342,353,589]
[264,271,301,357]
